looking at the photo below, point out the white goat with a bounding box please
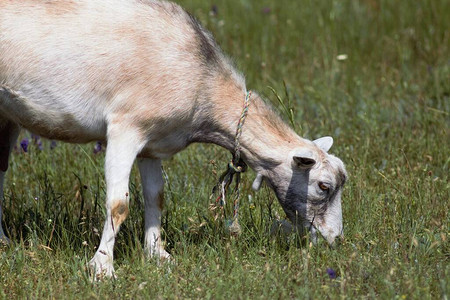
[0,0,347,278]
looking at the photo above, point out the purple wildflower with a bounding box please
[20,138,29,153]
[31,134,43,150]
[261,7,271,14]
[93,141,102,154]
[326,268,337,279]
[31,133,40,143]
[50,140,57,150]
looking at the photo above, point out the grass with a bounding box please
[1,0,449,298]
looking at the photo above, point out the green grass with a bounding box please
[1,0,449,298]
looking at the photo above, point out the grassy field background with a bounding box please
[1,0,448,298]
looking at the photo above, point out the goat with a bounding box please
[0,0,347,278]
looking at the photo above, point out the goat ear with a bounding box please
[293,150,316,169]
[313,136,333,152]
[252,173,264,191]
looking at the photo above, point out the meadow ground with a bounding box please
[0,0,448,298]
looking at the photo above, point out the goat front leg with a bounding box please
[89,125,145,279]
[138,158,170,260]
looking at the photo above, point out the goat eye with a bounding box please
[318,182,329,191]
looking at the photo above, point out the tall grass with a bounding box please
[1,0,448,298]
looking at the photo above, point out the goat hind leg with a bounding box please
[0,120,20,244]
[137,158,170,260]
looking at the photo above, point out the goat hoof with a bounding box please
[88,251,116,281]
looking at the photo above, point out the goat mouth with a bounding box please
[305,214,341,247]
[309,224,343,248]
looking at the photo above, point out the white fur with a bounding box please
[313,136,333,152]
[318,190,343,244]
[89,126,146,278]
